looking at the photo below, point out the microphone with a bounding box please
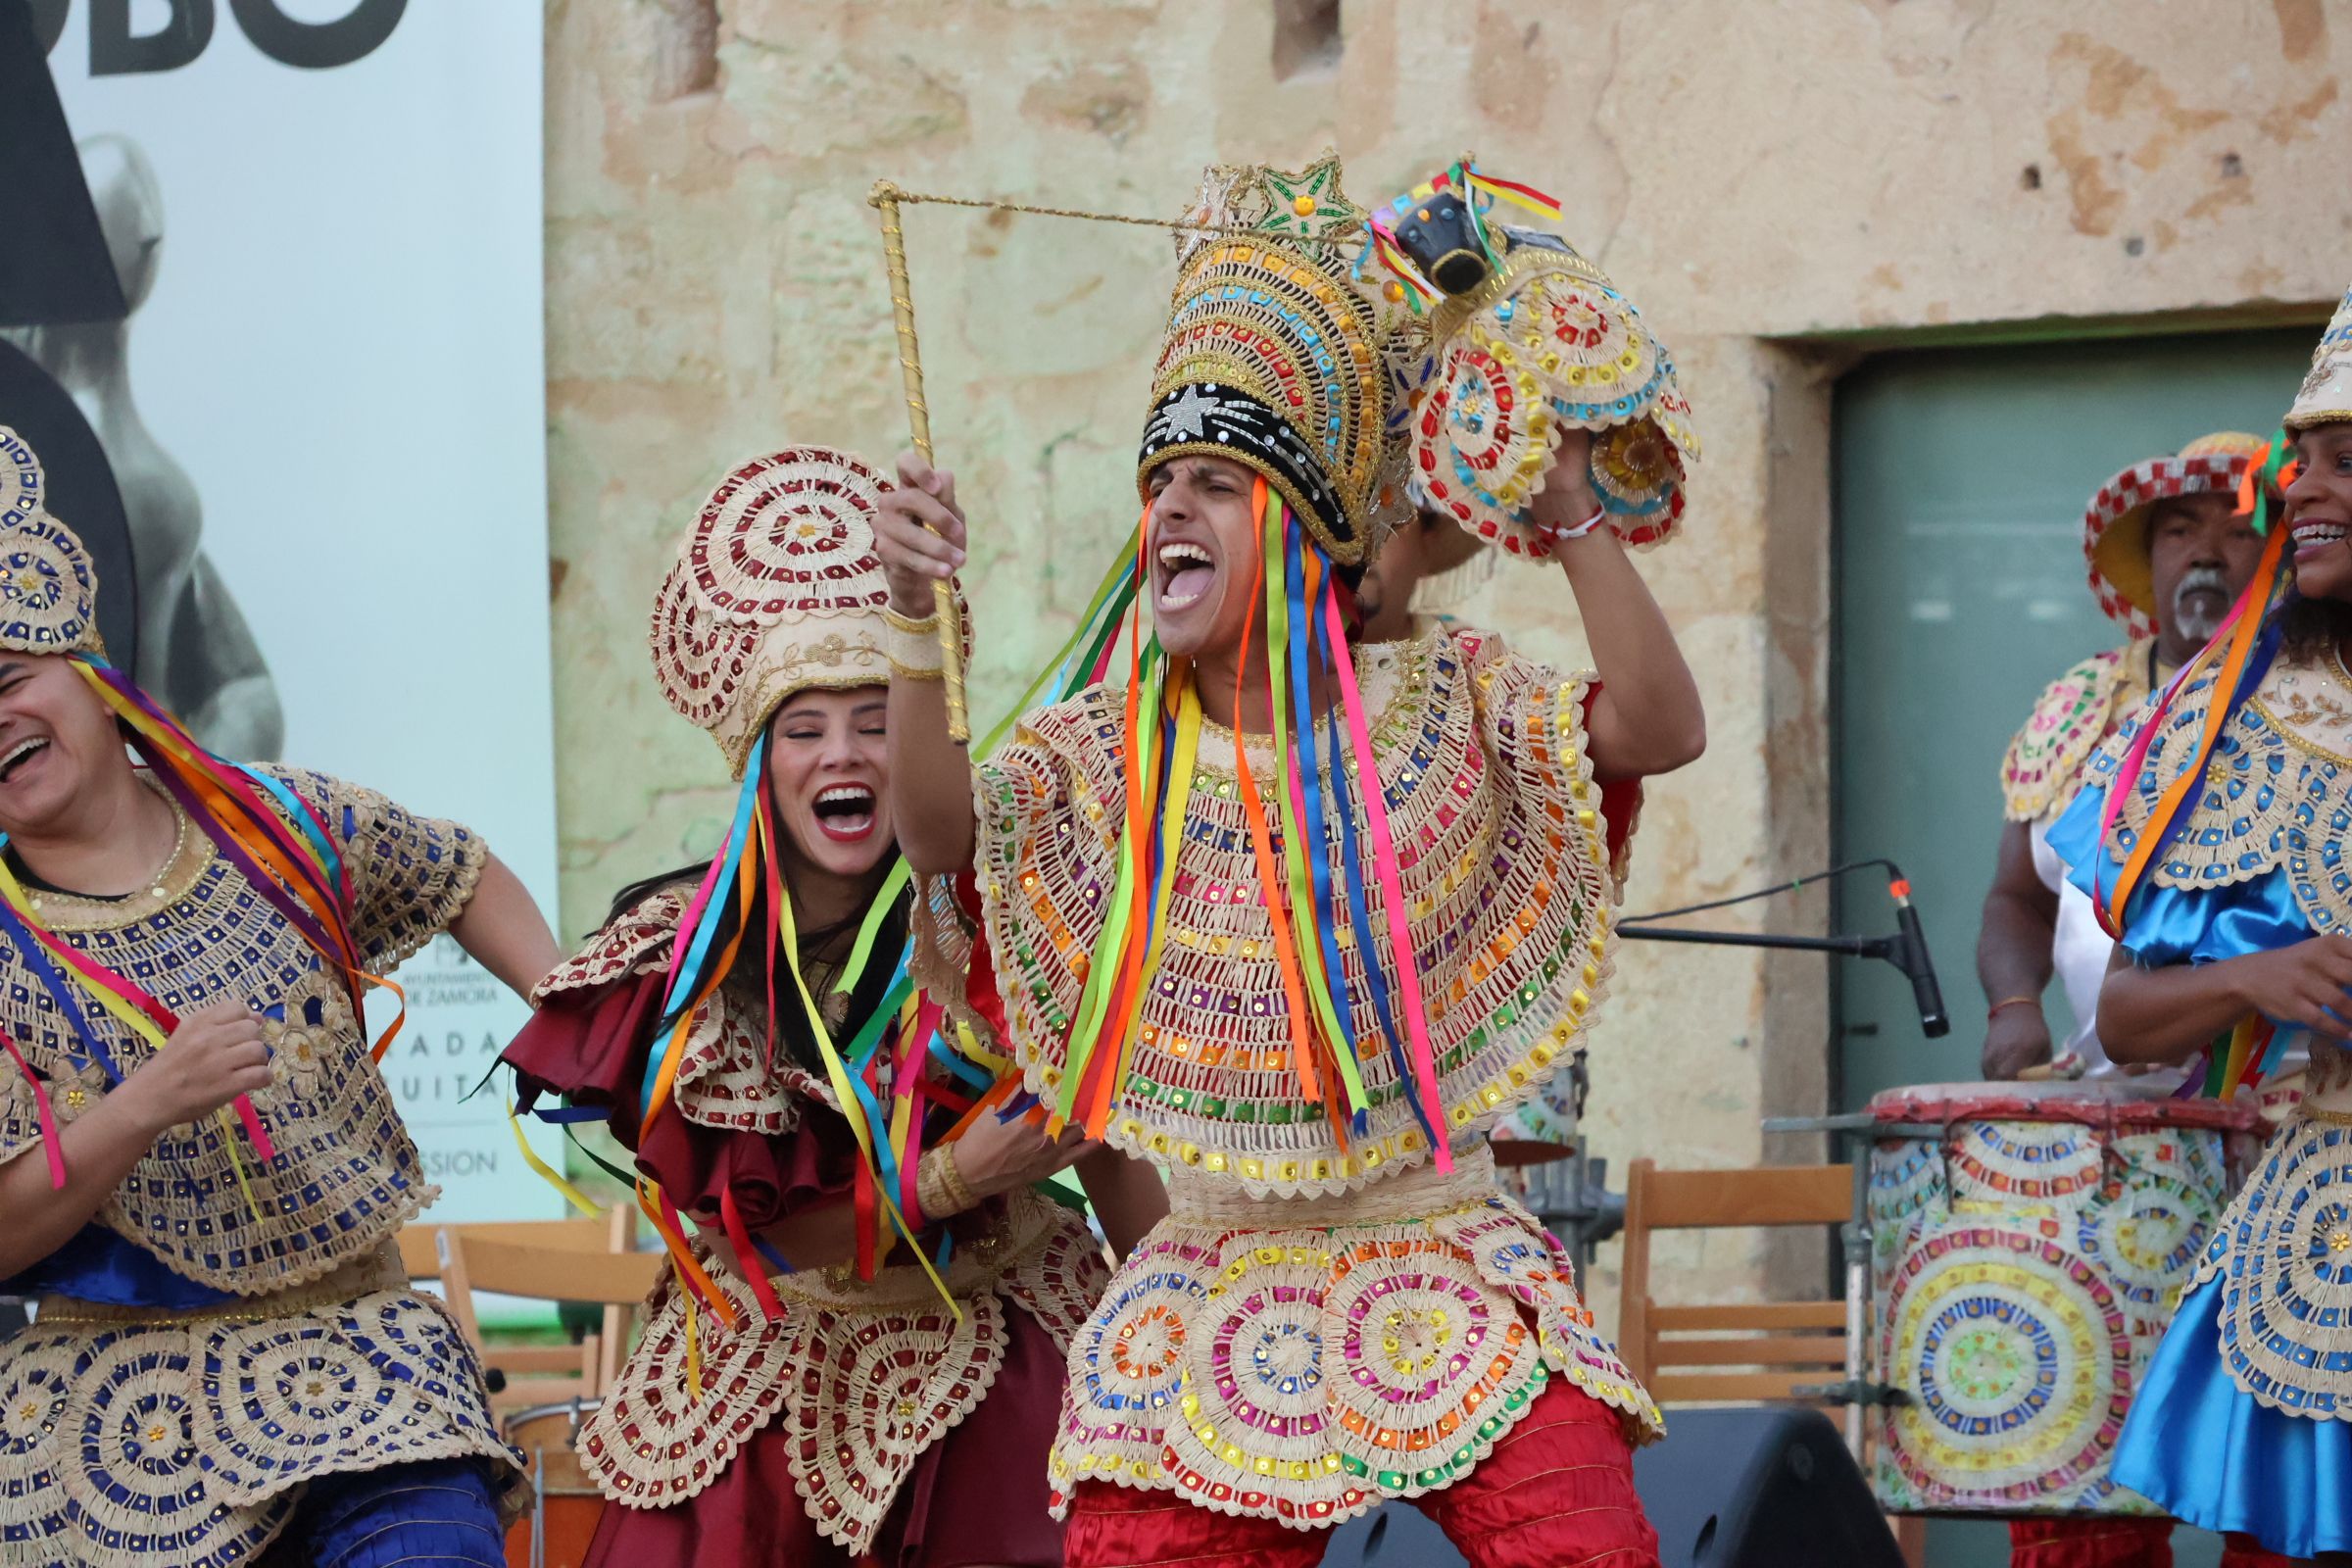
[1886,875,1949,1038]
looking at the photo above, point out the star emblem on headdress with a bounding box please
[1151,384,1221,443]
[1255,155,1363,246]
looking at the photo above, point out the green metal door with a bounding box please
[1832,326,2312,1568]
[1835,327,2311,1100]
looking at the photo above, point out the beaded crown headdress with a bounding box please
[2287,283,2352,434]
[1136,155,1402,567]
[649,446,901,778]
[2082,431,2268,635]
[0,426,105,658]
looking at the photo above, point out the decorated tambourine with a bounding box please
[1361,163,1697,557]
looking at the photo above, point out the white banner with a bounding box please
[20,1,562,1223]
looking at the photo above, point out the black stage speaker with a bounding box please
[1318,1405,1906,1566]
[1316,1500,1466,1566]
[1633,1406,1906,1568]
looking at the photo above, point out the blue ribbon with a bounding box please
[927,1032,992,1092]
[1282,529,1360,1060]
[638,741,766,1123]
[0,892,125,1086]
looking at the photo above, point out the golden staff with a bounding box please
[862,178,1360,744]
[867,178,968,745]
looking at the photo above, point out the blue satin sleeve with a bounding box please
[0,1223,236,1307]
[2046,780,2313,966]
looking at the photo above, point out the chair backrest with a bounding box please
[1617,1159,1854,1405]
[398,1215,612,1283]
[442,1236,663,1310]
[426,1210,653,1406]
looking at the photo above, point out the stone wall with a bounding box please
[542,0,2352,1316]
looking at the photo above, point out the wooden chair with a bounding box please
[1617,1158,1924,1566]
[1617,1159,1854,1403]
[427,1210,656,1408]
[396,1215,612,1284]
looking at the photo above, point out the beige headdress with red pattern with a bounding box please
[2287,284,2352,433]
[0,426,105,658]
[2081,430,2268,636]
[648,447,898,777]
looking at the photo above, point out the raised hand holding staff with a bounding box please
[868,179,969,743]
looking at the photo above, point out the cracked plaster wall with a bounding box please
[542,0,2352,1316]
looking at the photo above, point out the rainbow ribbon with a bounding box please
[1357,160,1564,308]
[1048,479,1453,1163]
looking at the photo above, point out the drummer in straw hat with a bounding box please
[1979,431,2269,1089]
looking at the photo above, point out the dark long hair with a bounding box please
[602,859,909,1075]
[2280,591,2352,666]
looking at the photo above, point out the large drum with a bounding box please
[1863,1080,2260,1517]
[502,1398,605,1568]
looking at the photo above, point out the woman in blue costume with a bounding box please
[0,426,560,1567]
[2049,286,2352,1564]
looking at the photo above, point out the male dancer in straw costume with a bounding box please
[1977,430,2273,1568]
[0,426,557,1568]
[875,155,1701,1568]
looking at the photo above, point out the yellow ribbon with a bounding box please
[505,1101,602,1218]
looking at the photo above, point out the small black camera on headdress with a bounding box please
[1386,190,1492,297]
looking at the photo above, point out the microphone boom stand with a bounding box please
[1611,908,1949,1457]
[1616,927,1899,959]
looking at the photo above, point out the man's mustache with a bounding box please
[2171,566,2231,637]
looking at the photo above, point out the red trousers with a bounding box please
[2008,1517,2299,1567]
[1062,1377,1660,1568]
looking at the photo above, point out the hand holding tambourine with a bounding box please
[1363,162,1699,558]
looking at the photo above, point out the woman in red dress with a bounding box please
[505,446,1152,1567]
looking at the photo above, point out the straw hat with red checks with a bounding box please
[2082,431,2269,635]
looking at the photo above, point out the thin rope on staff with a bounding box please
[868,179,970,745]
[864,186,1362,246]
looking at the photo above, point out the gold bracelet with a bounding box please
[1987,994,2041,1019]
[889,652,947,681]
[916,1145,979,1221]
[914,1149,949,1223]
[884,605,947,678]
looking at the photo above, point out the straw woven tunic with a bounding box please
[0,769,515,1568]
[941,623,1662,1530]
[505,886,1110,1565]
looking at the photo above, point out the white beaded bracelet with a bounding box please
[1540,504,1609,546]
